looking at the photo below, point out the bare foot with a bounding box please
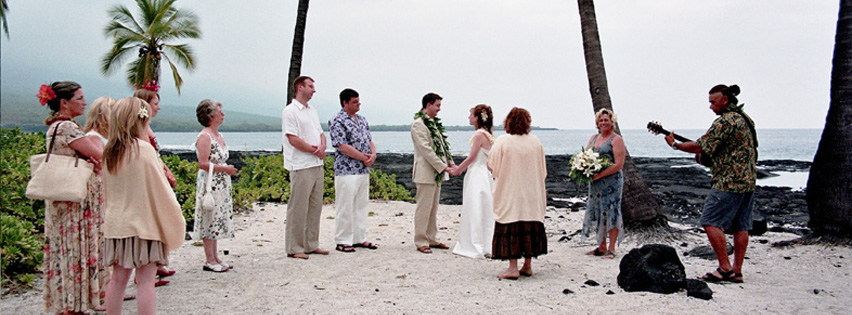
[497,270,520,280]
[308,249,329,255]
[519,267,533,277]
[287,253,309,259]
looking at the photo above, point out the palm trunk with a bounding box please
[806,0,852,239]
[287,0,310,103]
[577,0,664,226]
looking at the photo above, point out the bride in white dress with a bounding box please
[450,105,495,259]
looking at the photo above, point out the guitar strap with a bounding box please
[732,110,758,162]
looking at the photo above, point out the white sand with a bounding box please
[3,201,851,314]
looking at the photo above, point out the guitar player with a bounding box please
[664,84,757,284]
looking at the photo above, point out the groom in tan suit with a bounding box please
[411,92,456,254]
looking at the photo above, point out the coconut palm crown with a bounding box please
[100,0,200,94]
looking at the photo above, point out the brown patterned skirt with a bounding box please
[491,221,547,260]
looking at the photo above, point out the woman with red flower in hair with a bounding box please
[132,83,178,285]
[37,81,108,314]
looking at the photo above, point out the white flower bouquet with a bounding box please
[568,147,613,185]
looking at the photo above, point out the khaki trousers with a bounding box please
[414,183,441,248]
[285,166,324,254]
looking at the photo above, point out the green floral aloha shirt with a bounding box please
[697,111,757,193]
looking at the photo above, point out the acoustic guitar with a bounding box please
[646,121,712,167]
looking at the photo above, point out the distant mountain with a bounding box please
[1,94,556,132]
[0,92,281,132]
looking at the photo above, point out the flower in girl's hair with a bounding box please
[135,80,160,92]
[138,107,149,119]
[568,147,613,185]
[37,85,56,106]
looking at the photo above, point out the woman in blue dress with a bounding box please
[582,108,626,259]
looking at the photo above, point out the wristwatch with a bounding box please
[671,142,678,150]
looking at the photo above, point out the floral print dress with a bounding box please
[42,120,107,313]
[581,134,624,246]
[193,132,234,240]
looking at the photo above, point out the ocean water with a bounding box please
[158,129,821,162]
[159,129,819,189]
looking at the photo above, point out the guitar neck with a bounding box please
[658,127,693,143]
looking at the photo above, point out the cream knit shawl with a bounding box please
[103,139,186,251]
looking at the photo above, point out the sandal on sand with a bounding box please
[156,268,176,277]
[430,243,450,249]
[586,248,605,256]
[203,263,228,272]
[701,267,735,282]
[603,251,617,259]
[336,244,355,253]
[353,242,378,250]
[732,273,744,283]
[417,246,432,254]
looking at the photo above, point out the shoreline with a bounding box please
[162,150,811,234]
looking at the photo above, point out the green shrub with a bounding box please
[0,128,46,286]
[232,154,290,209]
[0,214,43,287]
[162,155,201,228]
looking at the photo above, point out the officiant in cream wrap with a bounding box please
[410,92,456,253]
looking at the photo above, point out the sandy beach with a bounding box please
[3,200,850,314]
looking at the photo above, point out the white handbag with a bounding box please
[200,162,216,211]
[26,121,94,202]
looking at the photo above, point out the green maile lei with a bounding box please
[414,110,451,183]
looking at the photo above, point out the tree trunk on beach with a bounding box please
[287,0,310,103]
[577,0,666,228]
[806,0,852,241]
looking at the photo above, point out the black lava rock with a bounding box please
[684,243,734,260]
[686,279,713,300]
[584,280,599,287]
[750,219,767,236]
[617,244,686,294]
[562,289,574,294]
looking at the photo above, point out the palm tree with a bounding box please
[100,0,200,94]
[1,0,9,38]
[287,0,310,103]
[806,0,852,242]
[577,0,667,228]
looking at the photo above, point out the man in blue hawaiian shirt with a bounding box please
[329,88,378,253]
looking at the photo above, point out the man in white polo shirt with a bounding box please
[282,75,329,259]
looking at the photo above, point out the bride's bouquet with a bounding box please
[568,147,613,185]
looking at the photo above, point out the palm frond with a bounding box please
[106,5,144,34]
[162,54,184,95]
[101,45,135,75]
[1,0,9,38]
[103,0,199,93]
[163,44,196,70]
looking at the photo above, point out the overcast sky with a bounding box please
[0,1,840,130]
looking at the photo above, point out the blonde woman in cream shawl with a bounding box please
[102,97,185,315]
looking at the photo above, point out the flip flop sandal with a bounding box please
[586,248,605,256]
[430,243,450,249]
[702,267,734,283]
[603,251,617,259]
[336,244,355,253]
[417,246,433,254]
[731,273,744,283]
[353,242,378,249]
